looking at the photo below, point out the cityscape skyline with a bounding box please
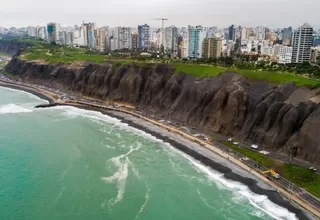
[1,0,320,28]
[5,21,317,64]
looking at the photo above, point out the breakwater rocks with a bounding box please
[34,103,59,108]
[5,57,320,165]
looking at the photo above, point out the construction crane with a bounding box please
[153,18,168,49]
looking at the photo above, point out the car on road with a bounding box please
[232,142,239,145]
[251,144,259,149]
[228,138,233,142]
[309,167,317,171]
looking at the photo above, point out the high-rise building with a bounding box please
[47,23,60,43]
[165,26,178,53]
[94,28,106,52]
[241,27,249,40]
[117,27,132,50]
[73,27,85,46]
[138,24,150,50]
[228,25,235,41]
[37,27,47,40]
[278,46,293,64]
[256,26,266,41]
[27,26,37,37]
[282,27,293,46]
[177,35,183,58]
[202,37,222,58]
[310,47,320,63]
[82,22,95,48]
[180,27,189,58]
[292,23,313,63]
[188,25,203,58]
[131,33,139,50]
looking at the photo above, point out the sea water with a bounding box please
[0,86,298,220]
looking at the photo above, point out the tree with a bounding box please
[288,144,299,163]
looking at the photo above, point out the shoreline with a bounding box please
[0,80,55,104]
[1,82,318,220]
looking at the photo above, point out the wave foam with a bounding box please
[0,104,32,114]
[102,144,141,205]
[135,184,150,219]
[185,156,298,220]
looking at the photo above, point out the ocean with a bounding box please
[0,86,298,220]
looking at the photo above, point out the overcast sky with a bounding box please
[0,0,319,29]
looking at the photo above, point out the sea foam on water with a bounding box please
[0,103,32,114]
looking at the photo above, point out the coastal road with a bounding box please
[213,134,320,174]
[211,140,320,209]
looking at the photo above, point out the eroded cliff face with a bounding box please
[0,41,32,56]
[5,58,320,164]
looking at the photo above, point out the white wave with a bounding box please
[0,103,32,114]
[188,158,297,220]
[102,144,141,205]
[135,184,150,220]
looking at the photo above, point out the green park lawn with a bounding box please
[221,141,320,198]
[173,63,320,87]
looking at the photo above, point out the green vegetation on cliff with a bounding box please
[221,141,320,198]
[173,63,320,87]
[2,38,319,87]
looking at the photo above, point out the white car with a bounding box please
[233,142,239,145]
[309,167,317,171]
[251,144,259,149]
[228,138,233,142]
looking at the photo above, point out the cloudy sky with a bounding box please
[0,0,319,29]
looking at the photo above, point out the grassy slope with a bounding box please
[221,141,320,198]
[11,39,320,87]
[173,63,320,87]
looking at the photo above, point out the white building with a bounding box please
[165,26,178,53]
[256,26,266,41]
[37,26,47,40]
[241,27,249,40]
[180,28,189,58]
[261,45,273,55]
[278,46,293,64]
[73,27,85,46]
[27,26,37,37]
[292,23,313,63]
[116,27,132,50]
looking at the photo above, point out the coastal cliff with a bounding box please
[0,41,32,56]
[5,57,320,164]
